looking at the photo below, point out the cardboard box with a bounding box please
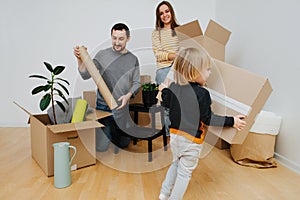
[206,59,272,144]
[230,111,281,168]
[129,75,152,126]
[175,19,231,61]
[15,102,109,177]
[30,114,101,176]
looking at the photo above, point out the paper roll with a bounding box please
[79,46,118,110]
[71,99,88,123]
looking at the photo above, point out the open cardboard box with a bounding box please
[175,19,231,61]
[15,102,111,177]
[206,59,272,144]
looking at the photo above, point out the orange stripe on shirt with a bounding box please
[170,122,207,144]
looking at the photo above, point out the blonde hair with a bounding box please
[173,47,211,85]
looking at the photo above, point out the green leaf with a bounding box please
[32,85,46,95]
[56,77,70,85]
[56,101,66,112]
[55,88,64,96]
[55,89,69,104]
[29,74,48,80]
[53,66,65,75]
[40,93,51,111]
[142,82,158,91]
[43,62,53,72]
[43,84,52,92]
[57,82,69,95]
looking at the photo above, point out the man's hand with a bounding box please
[73,46,81,59]
[73,45,87,72]
[116,92,132,110]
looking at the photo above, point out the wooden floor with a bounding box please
[1,127,300,200]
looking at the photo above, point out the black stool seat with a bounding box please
[127,103,168,161]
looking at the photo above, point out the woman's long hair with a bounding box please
[155,1,179,36]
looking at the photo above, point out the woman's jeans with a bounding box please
[160,134,202,200]
[155,66,171,85]
[155,66,171,136]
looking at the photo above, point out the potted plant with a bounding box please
[29,61,70,124]
[141,82,159,107]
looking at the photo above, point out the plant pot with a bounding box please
[142,90,158,107]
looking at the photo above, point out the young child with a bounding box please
[158,47,246,200]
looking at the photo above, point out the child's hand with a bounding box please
[233,115,246,131]
[158,83,167,91]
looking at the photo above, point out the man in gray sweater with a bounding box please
[73,23,140,152]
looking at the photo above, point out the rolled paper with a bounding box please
[71,99,88,123]
[79,46,118,110]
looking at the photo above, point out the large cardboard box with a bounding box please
[16,102,110,177]
[206,59,272,144]
[175,19,231,61]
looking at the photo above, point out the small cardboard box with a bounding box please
[230,111,281,168]
[175,19,231,61]
[206,59,273,144]
[129,75,152,126]
[15,102,109,177]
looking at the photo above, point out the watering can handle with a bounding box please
[68,145,77,165]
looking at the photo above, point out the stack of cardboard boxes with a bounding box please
[175,19,272,146]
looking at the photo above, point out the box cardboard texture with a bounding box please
[207,59,272,144]
[175,19,231,61]
[129,75,152,126]
[175,19,272,144]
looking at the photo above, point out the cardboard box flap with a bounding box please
[48,120,102,133]
[208,59,271,106]
[175,20,203,41]
[85,109,112,121]
[205,20,231,45]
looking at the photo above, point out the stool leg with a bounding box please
[163,133,168,151]
[114,146,119,154]
[148,140,152,162]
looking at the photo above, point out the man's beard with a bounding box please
[113,45,124,52]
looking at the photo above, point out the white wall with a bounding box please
[0,0,215,126]
[216,0,300,173]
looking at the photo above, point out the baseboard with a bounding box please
[274,152,300,175]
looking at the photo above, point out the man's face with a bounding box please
[111,29,129,53]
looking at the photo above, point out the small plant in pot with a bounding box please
[141,82,159,107]
[29,61,70,124]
